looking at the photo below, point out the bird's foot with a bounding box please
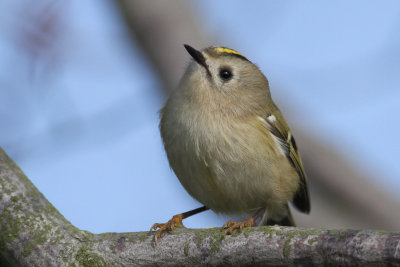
[149,214,184,245]
[222,217,255,238]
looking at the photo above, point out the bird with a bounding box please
[149,44,310,244]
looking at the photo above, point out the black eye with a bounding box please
[219,68,232,81]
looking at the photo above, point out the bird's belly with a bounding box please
[166,119,299,215]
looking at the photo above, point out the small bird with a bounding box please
[150,45,310,244]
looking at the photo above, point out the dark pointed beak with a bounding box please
[184,44,210,74]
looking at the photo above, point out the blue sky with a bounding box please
[0,0,399,233]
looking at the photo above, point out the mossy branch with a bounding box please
[0,147,399,266]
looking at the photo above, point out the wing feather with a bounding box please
[261,113,310,213]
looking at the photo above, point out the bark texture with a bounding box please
[0,147,399,266]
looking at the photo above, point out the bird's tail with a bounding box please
[256,203,296,227]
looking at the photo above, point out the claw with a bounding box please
[149,214,184,245]
[222,220,235,229]
[222,217,255,239]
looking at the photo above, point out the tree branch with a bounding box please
[0,147,399,266]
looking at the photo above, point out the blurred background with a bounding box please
[0,0,399,233]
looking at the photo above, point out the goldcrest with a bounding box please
[150,45,310,242]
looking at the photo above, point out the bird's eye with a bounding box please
[219,68,232,81]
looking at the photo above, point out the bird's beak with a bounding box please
[184,44,210,74]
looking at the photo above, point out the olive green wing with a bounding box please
[261,112,310,213]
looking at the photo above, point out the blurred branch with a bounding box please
[13,1,64,81]
[114,0,400,230]
[293,129,400,230]
[1,146,399,265]
[116,0,210,93]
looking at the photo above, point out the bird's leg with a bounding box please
[222,208,265,238]
[149,206,208,245]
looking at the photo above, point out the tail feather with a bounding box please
[256,204,296,227]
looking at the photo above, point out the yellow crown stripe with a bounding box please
[215,47,246,59]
